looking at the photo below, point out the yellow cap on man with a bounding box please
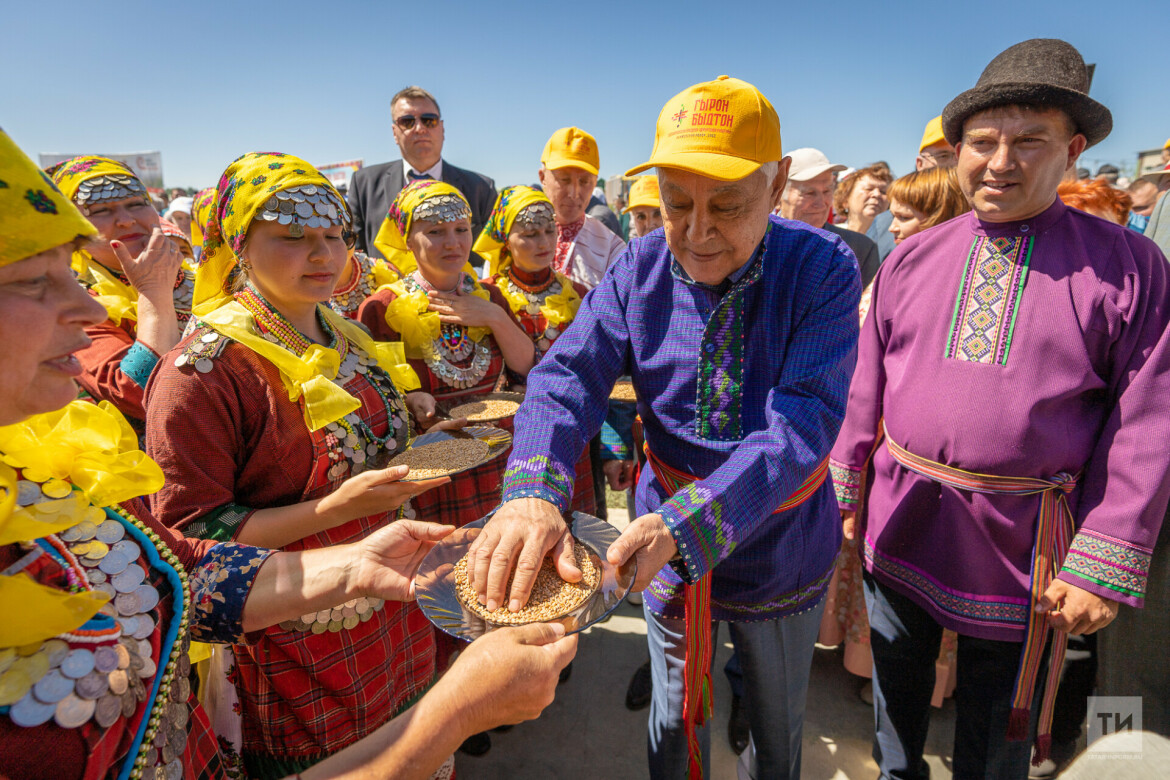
[626,75,782,181]
[623,176,660,213]
[919,116,947,152]
[541,127,600,176]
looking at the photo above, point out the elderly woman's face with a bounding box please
[658,164,786,285]
[0,244,107,425]
[407,217,473,281]
[81,195,161,269]
[847,175,889,219]
[169,210,192,237]
[243,220,349,312]
[505,220,556,273]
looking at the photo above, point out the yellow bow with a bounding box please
[200,301,420,431]
[0,401,164,508]
[378,277,492,360]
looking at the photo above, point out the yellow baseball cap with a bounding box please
[625,75,782,181]
[1164,137,1170,149]
[623,175,660,213]
[541,127,600,176]
[919,115,947,152]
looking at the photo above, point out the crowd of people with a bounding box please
[1,35,1169,780]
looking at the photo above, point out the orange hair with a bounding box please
[1057,179,1133,225]
[886,167,971,229]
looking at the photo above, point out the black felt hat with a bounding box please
[942,39,1111,148]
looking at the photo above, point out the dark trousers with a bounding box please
[863,572,1047,780]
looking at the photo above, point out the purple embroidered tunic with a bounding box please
[831,199,1170,642]
[501,217,861,622]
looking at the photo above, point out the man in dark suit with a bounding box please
[347,86,497,263]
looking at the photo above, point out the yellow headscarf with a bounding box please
[194,151,349,313]
[0,131,96,268]
[189,186,216,250]
[0,401,165,648]
[48,155,156,325]
[373,179,474,277]
[472,185,555,278]
[192,152,419,430]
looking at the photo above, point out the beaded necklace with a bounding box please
[402,272,491,388]
[501,266,570,355]
[233,285,408,480]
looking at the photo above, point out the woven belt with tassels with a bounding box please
[644,447,828,779]
[883,424,1078,766]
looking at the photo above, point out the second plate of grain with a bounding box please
[388,425,512,481]
[446,392,524,422]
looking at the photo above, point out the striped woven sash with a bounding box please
[884,426,1077,764]
[644,448,828,779]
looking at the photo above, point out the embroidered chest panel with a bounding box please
[694,258,762,441]
[945,235,1033,365]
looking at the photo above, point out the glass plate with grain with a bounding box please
[383,425,512,482]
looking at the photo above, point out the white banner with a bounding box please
[39,151,165,190]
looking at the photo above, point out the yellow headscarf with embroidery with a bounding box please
[189,186,216,250]
[473,186,581,328]
[0,401,165,647]
[0,131,96,268]
[374,179,476,277]
[473,185,553,278]
[193,152,419,430]
[48,155,157,325]
[194,151,350,313]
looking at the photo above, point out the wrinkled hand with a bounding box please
[111,228,183,298]
[1036,579,1119,635]
[428,289,502,329]
[841,509,857,541]
[318,465,449,528]
[606,512,677,591]
[603,460,635,491]
[442,623,578,734]
[354,520,455,602]
[468,498,577,612]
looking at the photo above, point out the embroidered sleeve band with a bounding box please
[830,459,862,506]
[1059,529,1151,601]
[501,454,576,512]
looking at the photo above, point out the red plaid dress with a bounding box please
[485,268,595,515]
[0,495,270,780]
[146,327,435,772]
[358,285,525,528]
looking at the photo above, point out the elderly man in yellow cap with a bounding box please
[916,114,957,170]
[469,76,861,779]
[624,174,664,238]
[537,126,627,289]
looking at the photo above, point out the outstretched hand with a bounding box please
[606,512,676,592]
[355,520,455,602]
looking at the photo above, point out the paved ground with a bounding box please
[455,492,960,779]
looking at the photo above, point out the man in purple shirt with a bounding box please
[831,39,1170,778]
[465,76,860,779]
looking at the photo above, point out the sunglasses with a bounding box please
[394,113,441,130]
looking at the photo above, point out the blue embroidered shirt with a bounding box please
[501,216,861,621]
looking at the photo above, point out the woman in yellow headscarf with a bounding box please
[47,157,192,432]
[146,153,455,778]
[0,132,575,780]
[475,186,595,515]
[356,180,535,528]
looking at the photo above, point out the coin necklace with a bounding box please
[504,267,565,355]
[237,284,409,480]
[0,473,192,780]
[404,272,491,389]
[329,252,378,316]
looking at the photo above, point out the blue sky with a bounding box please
[2,0,1165,189]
